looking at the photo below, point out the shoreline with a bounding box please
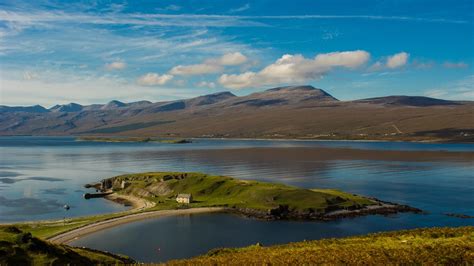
[229,199,422,221]
[1,134,472,144]
[46,192,422,245]
[48,202,420,245]
[48,207,226,244]
[104,193,156,211]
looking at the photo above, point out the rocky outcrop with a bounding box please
[229,200,422,221]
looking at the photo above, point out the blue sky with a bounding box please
[0,0,473,106]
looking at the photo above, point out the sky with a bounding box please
[0,0,473,107]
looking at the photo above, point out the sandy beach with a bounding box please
[48,207,226,244]
[104,193,156,211]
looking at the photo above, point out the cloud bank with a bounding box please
[386,52,409,69]
[105,61,126,70]
[137,73,174,86]
[219,50,370,89]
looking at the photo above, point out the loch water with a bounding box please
[0,136,472,262]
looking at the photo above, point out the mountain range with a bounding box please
[1,86,472,142]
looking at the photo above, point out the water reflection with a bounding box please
[0,137,472,223]
[71,212,474,263]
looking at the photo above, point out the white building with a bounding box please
[176,193,192,204]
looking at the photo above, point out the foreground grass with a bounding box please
[166,226,474,265]
[0,226,133,265]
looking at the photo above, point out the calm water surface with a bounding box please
[0,136,473,262]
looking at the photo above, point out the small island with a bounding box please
[75,136,192,144]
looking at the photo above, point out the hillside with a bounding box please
[0,226,133,265]
[104,172,419,220]
[0,86,472,142]
[165,226,474,265]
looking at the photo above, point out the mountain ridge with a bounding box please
[2,86,464,112]
[0,85,472,142]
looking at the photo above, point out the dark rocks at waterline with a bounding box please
[83,192,113,199]
[84,183,101,189]
[228,202,423,221]
[444,213,474,219]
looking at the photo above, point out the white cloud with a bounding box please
[424,75,474,100]
[369,52,410,71]
[229,3,250,13]
[137,73,173,86]
[170,52,248,75]
[214,52,248,66]
[386,52,409,69]
[443,61,468,69]
[162,5,181,11]
[196,81,216,88]
[105,61,126,70]
[170,64,223,76]
[219,50,370,89]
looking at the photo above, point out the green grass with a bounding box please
[0,226,133,265]
[112,172,377,214]
[13,212,129,239]
[165,226,474,265]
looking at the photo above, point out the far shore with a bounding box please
[1,134,472,144]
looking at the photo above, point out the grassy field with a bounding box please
[110,172,377,216]
[0,226,133,264]
[165,226,474,265]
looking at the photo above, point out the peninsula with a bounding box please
[96,172,421,221]
[0,172,463,265]
[3,172,421,244]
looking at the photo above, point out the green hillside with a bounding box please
[0,226,133,265]
[165,226,474,265]
[108,172,412,219]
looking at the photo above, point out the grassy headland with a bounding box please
[0,226,133,264]
[4,172,420,243]
[166,226,474,265]
[103,172,420,220]
[0,172,468,264]
[76,136,191,143]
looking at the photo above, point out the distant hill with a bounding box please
[0,105,49,113]
[101,100,127,110]
[0,85,472,142]
[50,103,83,112]
[355,96,460,107]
